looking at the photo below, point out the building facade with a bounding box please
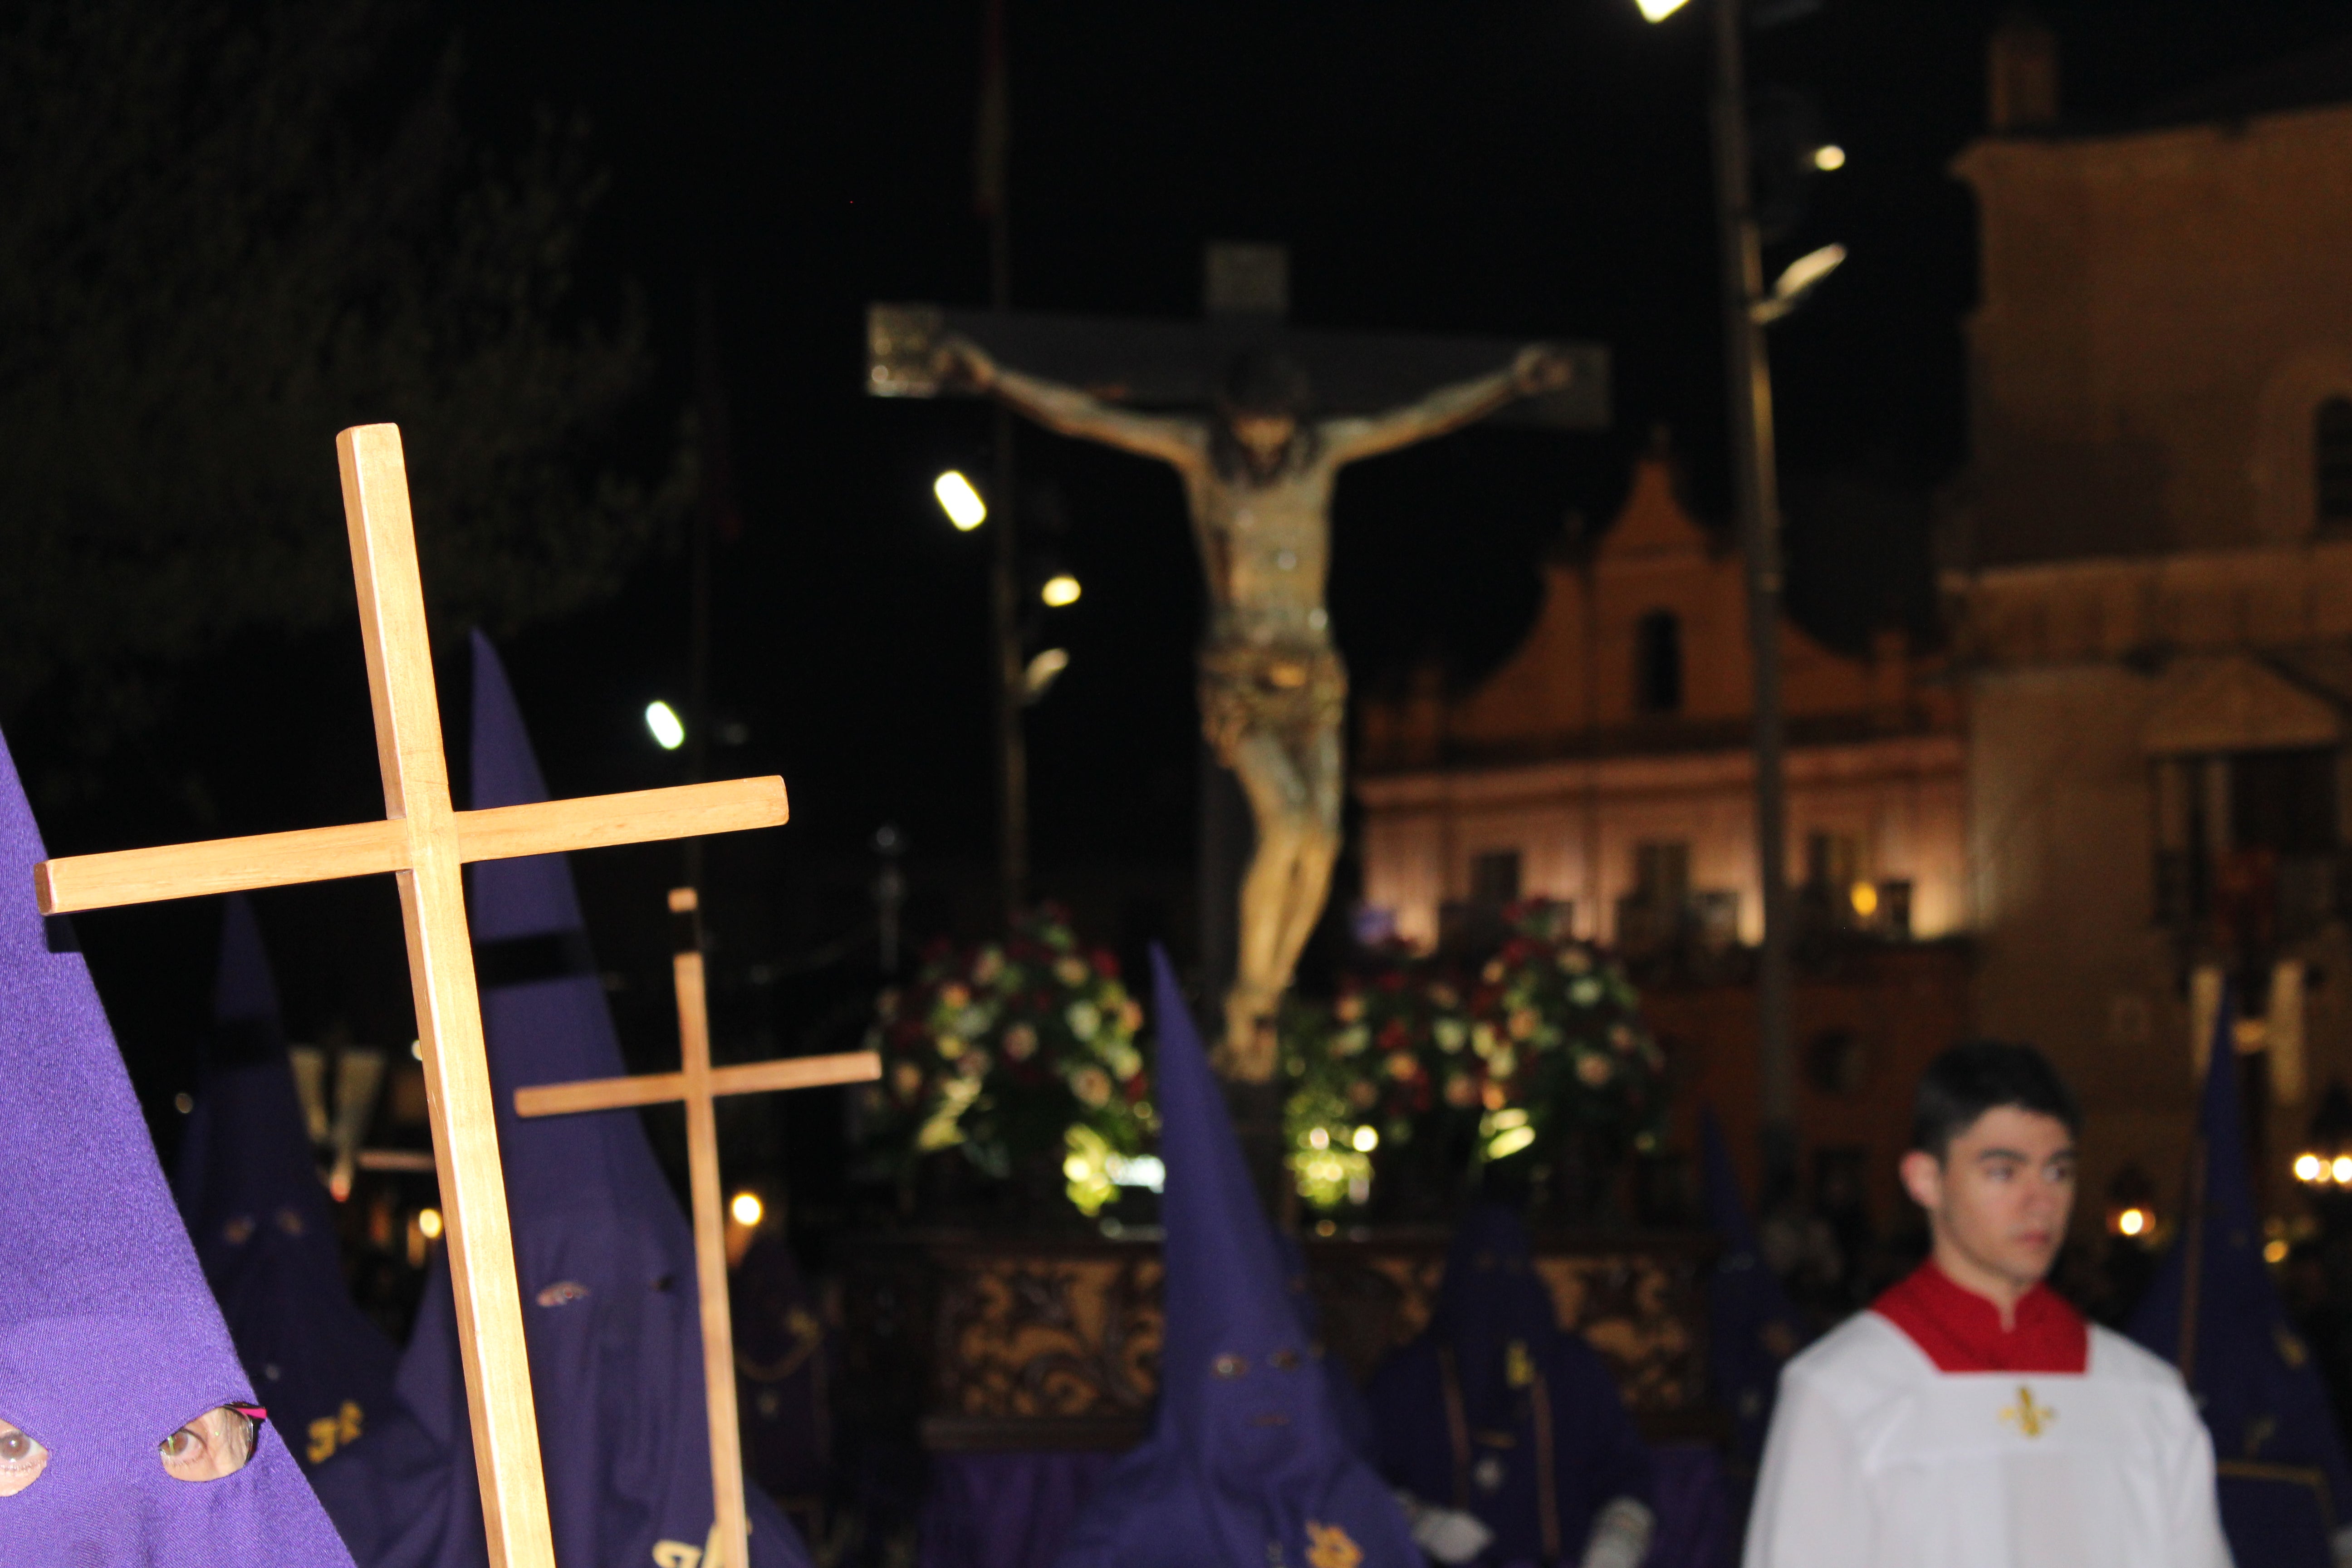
[1945,30,2352,1226]
[1355,451,1970,1222]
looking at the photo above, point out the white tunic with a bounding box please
[1742,1312,2233,1568]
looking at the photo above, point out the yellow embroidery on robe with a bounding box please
[1305,1520,1363,1568]
[1998,1384,2055,1439]
[306,1400,365,1464]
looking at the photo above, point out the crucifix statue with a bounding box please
[868,246,1605,1081]
[513,886,877,1568]
[33,425,818,1568]
[932,333,1575,1077]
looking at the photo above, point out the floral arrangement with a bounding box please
[1282,900,1666,1211]
[859,908,1153,1216]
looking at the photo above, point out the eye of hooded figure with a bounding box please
[159,1406,257,1482]
[0,1419,49,1496]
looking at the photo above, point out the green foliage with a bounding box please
[0,0,677,741]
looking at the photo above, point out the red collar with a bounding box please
[1871,1260,2087,1374]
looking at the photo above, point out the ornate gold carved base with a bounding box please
[839,1229,1720,1452]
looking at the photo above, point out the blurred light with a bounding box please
[644,701,686,751]
[934,470,987,530]
[1773,244,1847,304]
[1850,881,1879,918]
[1490,1108,1531,1131]
[730,1191,764,1227]
[410,1039,423,1061]
[1041,573,1083,608]
[1488,1125,1539,1160]
[1813,143,1847,172]
[2297,1153,2326,1183]
[174,1092,195,1115]
[2117,1207,2147,1238]
[2265,1238,2291,1264]
[1308,1127,1329,1150]
[1107,1153,1165,1191]
[2333,1155,2352,1185]
[417,1207,444,1241]
[1351,1125,1379,1153]
[1024,647,1071,702]
[1636,0,1690,18]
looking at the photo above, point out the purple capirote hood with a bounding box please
[1053,949,1418,1568]
[0,724,353,1563]
[173,894,400,1477]
[309,632,810,1568]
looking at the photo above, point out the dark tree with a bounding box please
[0,0,679,749]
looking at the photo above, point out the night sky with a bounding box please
[32,0,2352,1136]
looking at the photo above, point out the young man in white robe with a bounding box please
[1742,1040,2232,1568]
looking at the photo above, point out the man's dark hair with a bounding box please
[1210,348,1318,480]
[1911,1039,2080,1160]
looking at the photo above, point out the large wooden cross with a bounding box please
[512,886,877,1568]
[33,425,792,1568]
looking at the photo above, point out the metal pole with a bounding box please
[980,0,1028,922]
[1709,0,1797,1193]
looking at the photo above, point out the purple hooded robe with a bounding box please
[0,723,355,1563]
[310,632,812,1568]
[1365,1208,1654,1568]
[174,894,402,1475]
[1051,950,1421,1568]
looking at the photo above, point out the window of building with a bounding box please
[1634,610,1683,715]
[2320,398,2352,526]
[1469,849,1522,907]
[1633,840,1691,908]
[2229,747,2337,856]
[1805,831,1862,892]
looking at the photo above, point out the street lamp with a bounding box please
[644,700,686,751]
[934,462,1026,916]
[934,470,988,530]
[1634,0,1843,1195]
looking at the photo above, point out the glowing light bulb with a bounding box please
[2117,1208,2146,1237]
[1041,573,1082,608]
[1352,1125,1379,1153]
[1813,143,1847,172]
[417,1207,444,1240]
[934,470,987,530]
[645,701,686,751]
[2297,1153,2325,1182]
[730,1192,764,1227]
[2334,1155,2352,1184]
[1636,0,1690,19]
[1850,881,1879,918]
[1308,1127,1329,1150]
[2265,1239,2291,1264]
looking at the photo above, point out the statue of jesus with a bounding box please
[940,336,1576,1080]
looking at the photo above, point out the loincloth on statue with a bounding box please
[1197,642,1348,766]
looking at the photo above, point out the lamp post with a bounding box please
[1642,0,1804,1194]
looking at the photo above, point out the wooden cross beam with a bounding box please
[513,887,879,1568]
[33,426,793,1568]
